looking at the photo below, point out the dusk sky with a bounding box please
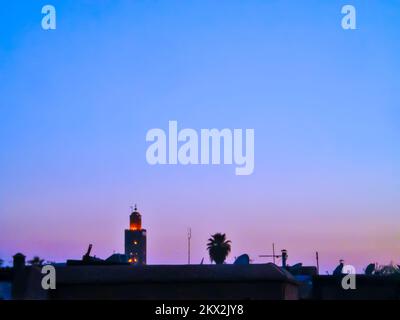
[0,0,399,273]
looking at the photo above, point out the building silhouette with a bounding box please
[124,205,146,265]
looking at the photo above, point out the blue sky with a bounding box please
[0,1,399,272]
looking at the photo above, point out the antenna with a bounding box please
[187,227,192,265]
[259,243,285,267]
[316,251,319,274]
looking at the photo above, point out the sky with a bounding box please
[0,0,399,273]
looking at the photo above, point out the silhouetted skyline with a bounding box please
[0,1,399,273]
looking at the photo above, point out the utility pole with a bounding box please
[187,228,192,264]
[272,243,276,264]
[316,251,319,274]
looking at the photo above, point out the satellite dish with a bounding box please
[289,263,302,271]
[365,263,375,275]
[333,260,344,275]
[234,254,250,265]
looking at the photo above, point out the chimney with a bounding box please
[281,249,288,268]
[13,253,26,270]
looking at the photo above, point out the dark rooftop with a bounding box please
[55,263,297,285]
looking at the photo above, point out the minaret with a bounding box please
[125,205,147,265]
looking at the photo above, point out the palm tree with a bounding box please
[207,233,231,264]
[28,256,44,266]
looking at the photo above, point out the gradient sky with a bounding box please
[0,0,399,273]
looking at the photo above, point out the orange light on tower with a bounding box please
[129,205,142,230]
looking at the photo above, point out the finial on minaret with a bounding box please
[134,204,137,211]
